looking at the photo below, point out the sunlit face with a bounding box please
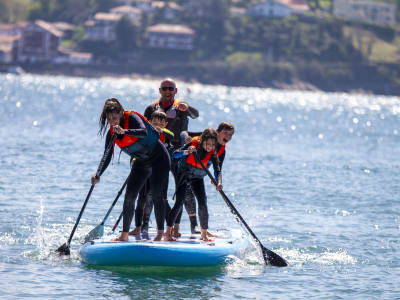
[151,117,167,129]
[217,129,234,145]
[159,80,177,103]
[106,112,122,127]
[202,138,216,153]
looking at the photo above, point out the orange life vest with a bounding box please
[110,110,149,149]
[186,136,214,169]
[154,99,181,114]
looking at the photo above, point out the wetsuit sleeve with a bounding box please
[172,142,191,159]
[98,131,114,177]
[210,153,222,184]
[187,105,199,119]
[124,113,147,137]
[214,150,225,179]
[219,150,225,170]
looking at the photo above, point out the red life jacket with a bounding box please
[186,136,214,169]
[110,110,149,149]
[154,99,181,113]
[190,135,226,158]
[216,144,225,158]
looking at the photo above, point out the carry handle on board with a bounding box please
[56,134,116,255]
[193,152,287,267]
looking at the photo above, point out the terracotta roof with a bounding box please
[277,0,310,12]
[94,12,122,22]
[52,22,75,32]
[110,5,142,14]
[35,20,64,37]
[0,35,19,44]
[152,1,183,10]
[147,24,194,35]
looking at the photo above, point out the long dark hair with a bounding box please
[198,128,218,152]
[98,98,124,136]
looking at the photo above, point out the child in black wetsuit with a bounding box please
[165,128,222,241]
[131,110,174,235]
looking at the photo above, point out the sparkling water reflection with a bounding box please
[0,74,399,299]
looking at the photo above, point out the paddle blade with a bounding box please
[262,246,287,267]
[56,243,71,256]
[84,224,104,243]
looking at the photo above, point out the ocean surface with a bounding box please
[0,73,399,299]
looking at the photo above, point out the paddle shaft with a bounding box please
[112,211,123,233]
[193,152,287,266]
[63,135,115,248]
[101,175,129,225]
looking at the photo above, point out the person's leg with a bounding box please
[190,178,209,240]
[149,143,170,241]
[183,185,200,233]
[132,180,150,235]
[165,184,185,241]
[141,192,153,232]
[117,165,150,241]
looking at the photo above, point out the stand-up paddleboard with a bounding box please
[79,229,248,267]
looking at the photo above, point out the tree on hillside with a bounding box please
[115,16,138,52]
[28,0,119,23]
[0,0,31,23]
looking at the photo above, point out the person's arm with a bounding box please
[172,142,191,159]
[124,113,147,137]
[180,130,201,145]
[187,105,199,119]
[91,131,114,184]
[210,153,222,190]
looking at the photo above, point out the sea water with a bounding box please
[0,74,399,299]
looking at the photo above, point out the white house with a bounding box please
[147,24,195,50]
[84,13,122,42]
[333,0,396,27]
[17,20,63,63]
[246,0,309,18]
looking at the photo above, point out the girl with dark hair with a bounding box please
[92,98,170,241]
[165,128,223,241]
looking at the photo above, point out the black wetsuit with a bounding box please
[99,112,170,232]
[177,131,226,228]
[166,143,221,230]
[141,100,199,228]
[134,129,174,231]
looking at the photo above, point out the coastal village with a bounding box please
[0,0,399,95]
[0,0,397,67]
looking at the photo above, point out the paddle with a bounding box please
[111,210,123,233]
[83,174,129,243]
[193,152,288,267]
[56,134,116,255]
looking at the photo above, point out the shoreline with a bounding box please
[3,63,399,96]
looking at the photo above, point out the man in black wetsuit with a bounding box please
[141,78,200,234]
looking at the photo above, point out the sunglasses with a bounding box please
[161,86,175,91]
